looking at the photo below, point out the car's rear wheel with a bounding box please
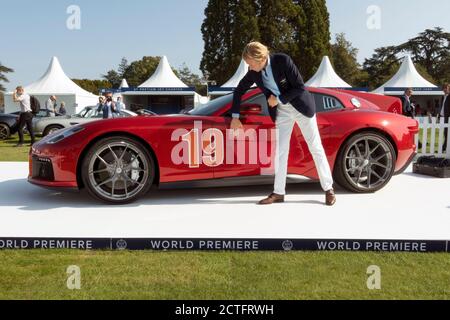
[43,125,64,136]
[0,123,10,140]
[81,136,154,204]
[334,132,396,193]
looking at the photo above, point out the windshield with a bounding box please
[75,106,99,118]
[188,94,234,116]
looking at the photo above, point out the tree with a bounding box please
[330,33,367,86]
[363,46,400,90]
[118,57,129,77]
[229,0,260,78]
[363,27,450,89]
[294,0,331,80]
[121,56,160,87]
[397,27,450,85]
[0,62,14,92]
[72,79,112,95]
[102,70,121,88]
[258,0,301,57]
[177,63,206,95]
[200,0,234,85]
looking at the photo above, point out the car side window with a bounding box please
[242,94,270,116]
[312,93,344,113]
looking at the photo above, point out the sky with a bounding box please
[1,0,449,91]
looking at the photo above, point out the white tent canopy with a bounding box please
[138,56,189,88]
[210,59,252,96]
[122,56,207,112]
[5,56,98,114]
[221,59,249,88]
[305,56,351,88]
[119,79,129,88]
[373,55,441,95]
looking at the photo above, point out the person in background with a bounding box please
[45,95,57,117]
[12,86,35,146]
[96,96,105,114]
[438,83,450,152]
[116,96,125,114]
[102,92,117,119]
[59,102,67,115]
[401,88,415,119]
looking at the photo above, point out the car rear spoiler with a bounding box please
[333,89,402,114]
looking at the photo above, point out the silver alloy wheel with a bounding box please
[0,124,9,140]
[343,136,394,190]
[47,127,62,135]
[87,141,150,201]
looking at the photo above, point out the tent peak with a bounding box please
[305,56,351,88]
[138,56,188,88]
[373,54,437,94]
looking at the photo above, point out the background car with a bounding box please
[29,88,418,204]
[34,106,137,136]
[0,113,19,140]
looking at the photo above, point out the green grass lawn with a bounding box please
[0,250,448,300]
[0,136,40,162]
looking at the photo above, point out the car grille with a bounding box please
[32,156,55,181]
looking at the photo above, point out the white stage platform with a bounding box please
[0,162,448,243]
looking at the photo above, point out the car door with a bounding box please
[209,93,276,179]
[156,116,216,183]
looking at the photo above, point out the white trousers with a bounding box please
[273,103,334,195]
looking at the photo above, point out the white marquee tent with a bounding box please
[4,56,99,115]
[119,79,129,89]
[373,55,442,96]
[122,56,206,113]
[373,55,443,116]
[305,56,351,88]
[209,59,250,97]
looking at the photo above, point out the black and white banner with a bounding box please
[0,238,448,253]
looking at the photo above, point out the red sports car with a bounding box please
[29,88,418,204]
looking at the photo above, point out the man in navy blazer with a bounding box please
[230,42,336,206]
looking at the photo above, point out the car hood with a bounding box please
[78,114,207,130]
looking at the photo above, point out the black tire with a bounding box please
[333,131,396,193]
[81,136,155,204]
[0,123,10,140]
[43,125,64,136]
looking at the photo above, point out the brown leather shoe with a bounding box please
[258,193,284,205]
[325,189,336,206]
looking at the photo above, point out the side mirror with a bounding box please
[240,103,262,116]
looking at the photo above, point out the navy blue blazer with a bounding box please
[230,53,316,122]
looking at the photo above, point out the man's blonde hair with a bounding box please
[242,41,270,62]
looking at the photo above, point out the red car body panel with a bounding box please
[28,87,418,189]
[333,89,403,114]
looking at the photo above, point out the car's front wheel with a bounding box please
[334,132,396,193]
[0,123,10,140]
[81,136,155,204]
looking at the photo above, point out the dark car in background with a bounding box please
[0,113,19,140]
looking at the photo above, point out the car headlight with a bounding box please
[46,126,85,144]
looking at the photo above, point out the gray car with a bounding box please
[34,106,137,136]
